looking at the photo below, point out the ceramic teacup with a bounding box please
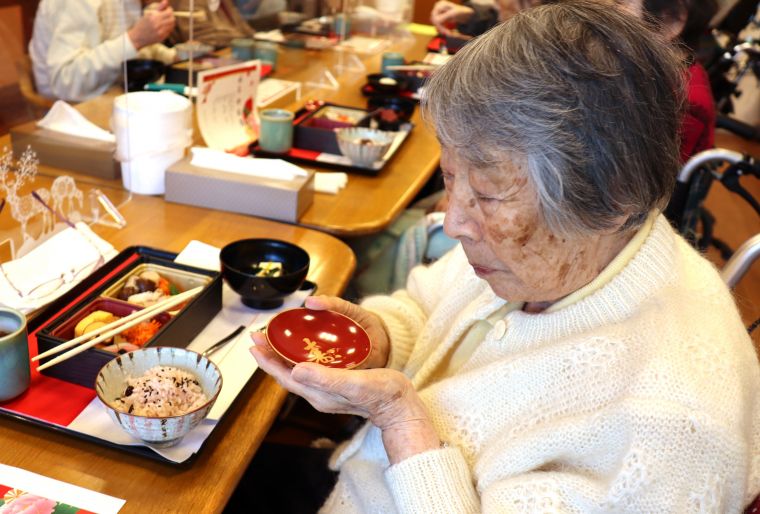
[334,13,351,38]
[259,109,295,154]
[254,42,279,71]
[381,52,405,76]
[231,38,256,61]
[0,307,29,402]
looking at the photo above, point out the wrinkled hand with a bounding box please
[129,0,175,50]
[431,0,474,35]
[303,295,391,369]
[250,335,439,463]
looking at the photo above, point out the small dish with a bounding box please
[366,73,409,95]
[174,41,214,61]
[364,96,416,131]
[335,127,395,168]
[265,308,371,369]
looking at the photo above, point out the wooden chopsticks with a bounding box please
[35,286,204,372]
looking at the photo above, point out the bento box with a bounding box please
[35,246,222,388]
[293,103,369,155]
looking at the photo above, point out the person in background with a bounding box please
[621,0,718,162]
[29,0,176,103]
[234,0,286,21]
[430,0,535,36]
[244,2,760,511]
[169,0,256,48]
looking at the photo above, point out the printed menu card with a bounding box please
[0,464,124,514]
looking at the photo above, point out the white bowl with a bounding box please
[335,127,395,168]
[175,41,214,61]
[95,347,222,448]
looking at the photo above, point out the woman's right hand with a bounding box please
[129,0,176,50]
[431,1,475,35]
[303,295,391,369]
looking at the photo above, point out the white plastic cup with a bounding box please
[112,91,192,194]
[120,146,185,195]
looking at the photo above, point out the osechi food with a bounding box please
[252,261,282,277]
[117,270,181,307]
[111,366,208,416]
[74,310,163,354]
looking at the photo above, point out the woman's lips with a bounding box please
[471,264,497,276]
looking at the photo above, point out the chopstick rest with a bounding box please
[35,286,204,371]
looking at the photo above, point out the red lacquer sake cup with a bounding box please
[265,308,371,369]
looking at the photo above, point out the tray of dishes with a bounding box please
[34,246,222,388]
[251,102,413,175]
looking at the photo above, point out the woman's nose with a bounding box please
[443,193,480,242]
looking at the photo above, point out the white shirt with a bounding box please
[29,0,174,102]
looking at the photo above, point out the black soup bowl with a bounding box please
[220,239,310,309]
[125,59,165,92]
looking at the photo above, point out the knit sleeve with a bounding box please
[385,446,479,514]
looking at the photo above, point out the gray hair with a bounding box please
[422,0,685,236]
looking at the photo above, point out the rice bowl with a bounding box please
[95,347,222,448]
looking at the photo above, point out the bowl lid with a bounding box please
[265,308,371,369]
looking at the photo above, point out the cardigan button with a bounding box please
[492,319,507,339]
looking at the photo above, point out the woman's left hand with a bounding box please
[250,332,441,464]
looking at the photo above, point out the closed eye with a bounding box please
[475,192,500,203]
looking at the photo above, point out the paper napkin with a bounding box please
[314,172,348,195]
[0,223,118,313]
[37,101,116,143]
[190,147,308,181]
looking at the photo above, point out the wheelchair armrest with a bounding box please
[721,233,760,288]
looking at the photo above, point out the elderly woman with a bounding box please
[249,1,760,511]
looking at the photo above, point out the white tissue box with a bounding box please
[165,156,314,223]
[10,121,120,179]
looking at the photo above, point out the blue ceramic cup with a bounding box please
[0,308,29,402]
[381,52,405,76]
[231,38,256,61]
[254,42,279,71]
[334,13,351,38]
[259,109,295,154]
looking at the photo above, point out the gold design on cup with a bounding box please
[303,337,342,364]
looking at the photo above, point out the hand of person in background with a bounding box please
[129,0,176,50]
[431,0,475,36]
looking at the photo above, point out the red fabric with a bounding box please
[745,494,760,513]
[680,62,716,163]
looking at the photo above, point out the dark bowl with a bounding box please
[443,33,473,53]
[365,73,409,95]
[125,59,165,92]
[364,96,416,131]
[220,239,310,309]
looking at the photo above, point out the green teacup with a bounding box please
[259,109,295,154]
[0,308,29,402]
[254,42,278,72]
[231,38,256,61]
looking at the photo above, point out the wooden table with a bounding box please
[0,135,356,513]
[72,32,441,238]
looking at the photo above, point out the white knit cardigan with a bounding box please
[320,215,760,513]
